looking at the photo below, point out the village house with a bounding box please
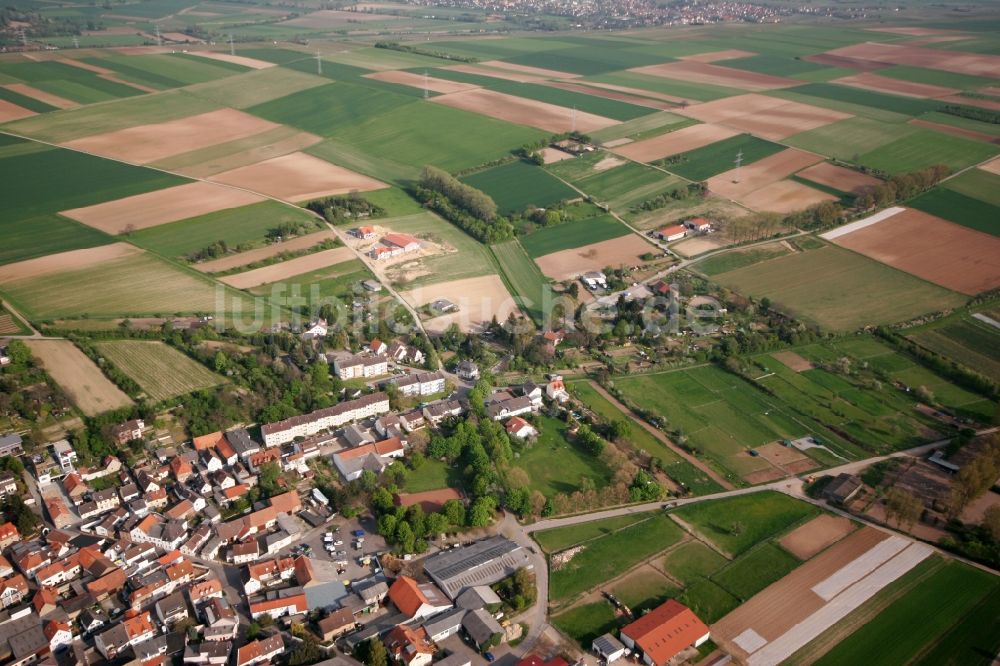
[333,437,406,481]
[684,217,712,233]
[236,635,284,666]
[486,393,534,422]
[388,576,453,621]
[546,376,570,403]
[422,400,464,426]
[384,625,435,666]
[0,473,17,499]
[319,607,357,642]
[505,416,537,440]
[387,342,424,365]
[456,360,479,381]
[369,233,421,260]
[261,393,391,447]
[110,419,145,446]
[0,523,19,550]
[654,224,687,242]
[620,600,709,666]
[333,353,389,380]
[393,371,446,397]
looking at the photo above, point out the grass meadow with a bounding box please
[520,214,630,258]
[662,133,785,181]
[490,240,550,322]
[909,183,1000,237]
[462,161,578,215]
[510,414,614,498]
[906,316,1000,383]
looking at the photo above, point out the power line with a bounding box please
[733,149,743,183]
[316,51,322,75]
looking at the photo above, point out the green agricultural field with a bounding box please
[534,513,650,553]
[0,214,112,268]
[499,43,668,76]
[942,168,1000,207]
[461,161,578,215]
[0,57,144,104]
[490,240,550,322]
[812,561,1000,666]
[247,259,371,302]
[610,568,681,613]
[678,578,740,624]
[520,214,630,258]
[696,243,791,276]
[235,48,313,66]
[784,82,940,116]
[0,87,57,113]
[548,512,685,605]
[907,316,1000,383]
[93,340,225,401]
[916,110,1000,138]
[710,244,966,331]
[876,65,999,91]
[784,116,918,161]
[769,89,910,124]
[546,152,686,213]
[0,251,254,321]
[908,187,999,237]
[589,112,696,144]
[569,381,724,494]
[723,54,832,77]
[663,134,785,181]
[184,67,328,109]
[662,541,728,584]
[586,71,744,102]
[130,201,321,259]
[858,129,998,174]
[510,414,614,498]
[712,542,800,601]
[675,491,818,556]
[552,603,619,648]
[80,53,247,90]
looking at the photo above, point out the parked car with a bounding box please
[352,529,365,537]
[484,653,496,662]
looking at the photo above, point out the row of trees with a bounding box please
[305,194,387,224]
[630,182,707,213]
[940,104,1000,125]
[418,166,498,222]
[853,165,951,209]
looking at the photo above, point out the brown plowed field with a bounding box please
[680,49,757,62]
[58,58,114,75]
[908,118,999,144]
[708,148,825,200]
[821,41,1000,77]
[219,246,356,289]
[678,94,851,140]
[771,350,813,372]
[612,123,738,162]
[194,230,337,273]
[208,151,388,202]
[834,72,958,98]
[833,208,1000,295]
[26,339,133,416]
[740,180,837,213]
[939,94,1000,111]
[981,156,1000,175]
[630,61,799,91]
[535,234,656,281]
[712,527,888,660]
[63,108,281,164]
[4,83,78,109]
[581,81,692,105]
[542,81,673,110]
[189,51,275,69]
[429,88,618,133]
[0,99,35,122]
[61,182,265,234]
[0,243,140,283]
[796,162,882,193]
[365,70,480,94]
[480,60,578,79]
[401,275,519,333]
[779,515,855,561]
[443,64,548,83]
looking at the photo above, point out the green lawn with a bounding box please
[461,161,578,215]
[661,134,785,181]
[534,513,650,553]
[552,603,619,647]
[675,491,818,556]
[610,569,681,613]
[490,240,551,323]
[908,186,1000,237]
[520,214,630,258]
[246,259,371,302]
[511,414,614,498]
[662,540,728,584]
[402,458,462,493]
[712,542,800,601]
[678,578,740,623]
[697,244,792,276]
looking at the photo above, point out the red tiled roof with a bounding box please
[383,232,420,248]
[621,600,709,666]
[657,224,687,236]
[193,431,225,451]
[388,576,428,617]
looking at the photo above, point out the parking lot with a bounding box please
[280,513,389,583]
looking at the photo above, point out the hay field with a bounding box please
[26,339,133,415]
[94,340,224,401]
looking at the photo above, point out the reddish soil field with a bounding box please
[444,64,548,83]
[834,72,958,98]
[542,80,674,110]
[208,151,388,202]
[430,88,618,133]
[0,243,140,283]
[535,235,657,281]
[630,61,799,91]
[579,81,692,105]
[708,148,824,200]
[61,182,265,234]
[833,208,1000,295]
[0,99,34,122]
[680,49,757,62]
[4,83,77,109]
[981,156,1000,175]
[480,60,578,79]
[822,41,1000,77]
[771,350,814,372]
[907,118,999,145]
[63,109,281,164]
[189,51,275,69]
[612,123,738,162]
[755,441,815,469]
[779,515,855,560]
[365,70,480,94]
[796,162,882,193]
[220,246,356,289]
[678,94,851,141]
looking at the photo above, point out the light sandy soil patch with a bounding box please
[612,123,738,162]
[208,151,388,202]
[908,118,999,145]
[444,63,550,84]
[0,315,23,335]
[821,41,1000,77]
[480,60,578,79]
[743,464,786,485]
[771,350,813,372]
[365,70,480,94]
[832,208,1000,295]
[0,99,35,122]
[708,148,824,200]
[739,180,836,214]
[61,182,265,234]
[542,80,675,110]
[779,515,856,562]
[58,57,113,75]
[581,81,693,105]
[981,156,1000,175]
[220,246,356,289]
[601,138,633,148]
[678,94,851,141]
[754,441,815,470]
[535,234,657,281]
[630,61,799,91]
[63,108,280,164]
[593,155,625,171]
[960,490,1000,524]
[867,26,963,36]
[25,339,133,416]
[0,243,140,283]
[166,129,323,178]
[194,230,337,273]
[4,83,77,109]
[188,51,276,70]
[401,274,519,333]
[833,72,958,98]
[796,162,882,193]
[680,49,757,62]
[670,234,726,257]
[539,147,577,164]
[430,88,618,133]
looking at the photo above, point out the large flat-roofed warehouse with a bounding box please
[423,536,532,599]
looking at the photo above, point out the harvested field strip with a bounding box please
[795,162,881,194]
[833,72,958,98]
[93,340,224,401]
[534,234,659,281]
[184,67,328,110]
[521,214,630,258]
[630,61,799,91]
[0,99,36,122]
[365,70,478,94]
[152,127,323,178]
[778,515,854,560]
[188,51,276,70]
[819,41,1000,78]
[0,85,57,113]
[586,71,744,103]
[430,88,619,133]
[707,148,824,200]
[219,246,355,289]
[3,83,77,109]
[612,123,738,163]
[0,242,141,283]
[208,151,388,202]
[908,118,999,145]
[25,339,133,416]
[540,80,676,110]
[675,93,852,141]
